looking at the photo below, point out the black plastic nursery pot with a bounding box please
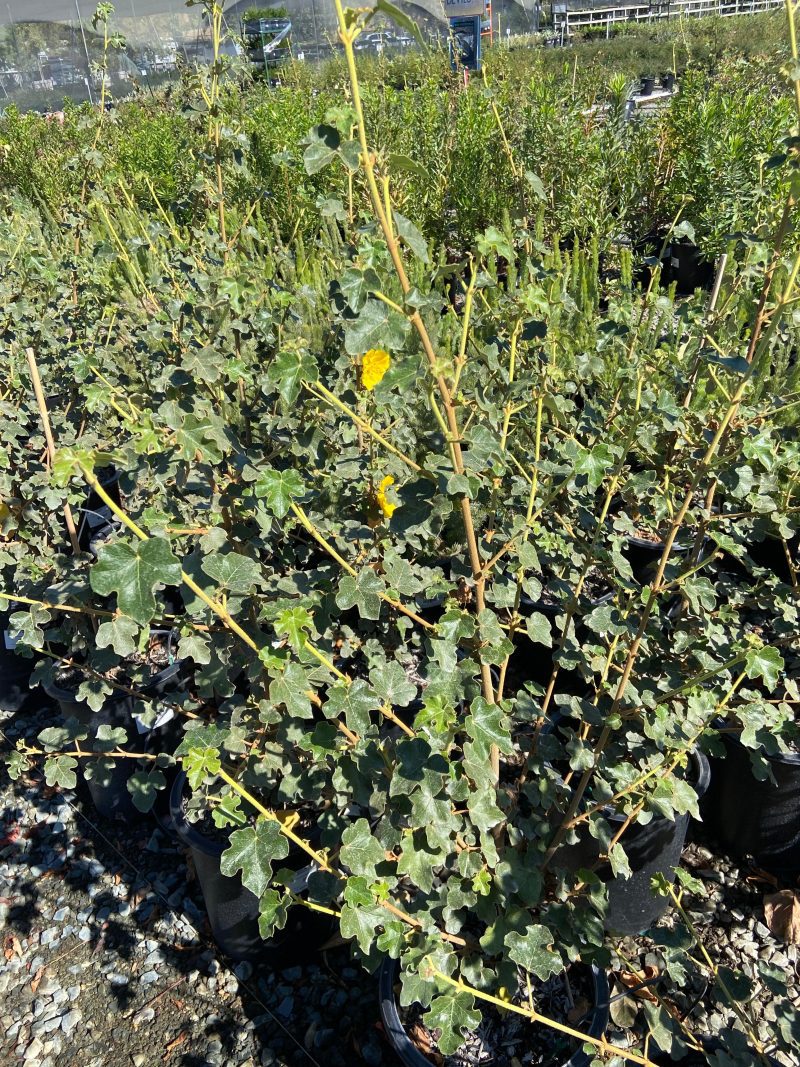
[524,589,613,626]
[662,240,714,295]
[505,586,614,693]
[378,958,610,1067]
[42,678,139,819]
[41,658,187,821]
[552,749,711,936]
[622,535,692,586]
[661,72,676,91]
[640,75,656,96]
[170,771,333,962]
[0,610,36,713]
[700,728,800,878]
[744,534,798,585]
[76,466,122,553]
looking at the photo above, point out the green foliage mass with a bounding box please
[1,4,799,1064]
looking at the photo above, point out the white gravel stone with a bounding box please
[60,1010,81,1034]
[24,1038,43,1061]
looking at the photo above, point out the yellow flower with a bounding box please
[361,348,390,391]
[375,475,398,520]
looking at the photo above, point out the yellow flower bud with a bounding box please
[375,475,398,520]
[361,348,390,391]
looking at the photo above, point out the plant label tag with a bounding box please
[287,863,316,893]
[85,506,113,529]
[134,706,175,734]
[3,629,19,651]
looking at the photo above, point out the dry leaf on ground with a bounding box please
[617,965,660,1001]
[764,889,800,944]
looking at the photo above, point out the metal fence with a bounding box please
[552,0,782,33]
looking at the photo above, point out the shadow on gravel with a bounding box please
[0,693,395,1067]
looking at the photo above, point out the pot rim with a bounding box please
[712,718,800,768]
[546,714,712,820]
[624,534,692,552]
[41,656,186,706]
[599,747,711,823]
[526,588,615,611]
[170,770,227,858]
[378,957,610,1067]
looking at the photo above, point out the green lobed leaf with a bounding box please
[127,769,166,813]
[220,817,290,898]
[43,754,78,789]
[90,538,181,625]
[423,991,481,1056]
[525,611,552,647]
[95,615,140,656]
[339,818,386,879]
[302,124,340,174]
[336,569,384,621]
[393,210,429,264]
[339,902,386,953]
[93,725,128,753]
[254,468,305,518]
[201,551,262,594]
[258,889,290,939]
[183,746,221,789]
[369,660,417,708]
[274,606,314,651]
[177,632,211,665]
[266,349,318,408]
[745,645,784,691]
[324,680,379,735]
[344,298,410,356]
[506,926,562,980]
[465,697,514,758]
[38,719,88,751]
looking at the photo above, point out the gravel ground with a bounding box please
[1,694,798,1066]
[608,840,799,1065]
[0,696,392,1067]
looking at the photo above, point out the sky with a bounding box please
[2,0,191,21]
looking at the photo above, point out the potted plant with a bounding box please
[2,3,800,1065]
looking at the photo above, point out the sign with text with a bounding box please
[444,0,486,18]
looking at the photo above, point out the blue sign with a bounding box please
[449,15,481,71]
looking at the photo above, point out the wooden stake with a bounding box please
[707,252,728,314]
[25,347,81,556]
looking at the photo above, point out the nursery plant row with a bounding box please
[1,1,799,1064]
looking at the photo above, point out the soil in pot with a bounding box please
[170,771,334,962]
[700,727,800,878]
[46,631,189,713]
[524,569,614,623]
[380,959,609,1067]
